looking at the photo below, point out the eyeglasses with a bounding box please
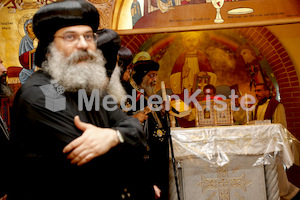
[54,32,97,44]
[147,73,157,78]
[126,68,133,73]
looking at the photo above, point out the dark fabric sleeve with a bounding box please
[100,95,147,150]
[12,81,148,165]
[8,72,150,199]
[0,117,9,197]
[9,83,85,198]
[11,84,83,159]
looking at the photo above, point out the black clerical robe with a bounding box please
[8,71,152,200]
[125,82,170,200]
[0,116,9,198]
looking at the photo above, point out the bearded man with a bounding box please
[0,57,13,97]
[234,83,300,200]
[124,60,169,200]
[8,1,148,200]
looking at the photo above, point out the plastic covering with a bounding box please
[171,124,299,168]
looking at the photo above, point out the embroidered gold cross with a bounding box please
[196,166,252,200]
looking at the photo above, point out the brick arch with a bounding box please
[236,27,300,138]
[121,28,300,139]
[120,34,153,55]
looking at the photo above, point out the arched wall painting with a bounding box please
[121,27,300,134]
[122,29,279,100]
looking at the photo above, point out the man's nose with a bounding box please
[0,64,7,75]
[76,35,89,49]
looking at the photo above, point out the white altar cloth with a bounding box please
[169,124,298,200]
[171,124,295,168]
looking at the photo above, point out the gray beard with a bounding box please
[106,66,127,104]
[0,84,13,97]
[43,44,108,95]
[140,77,156,96]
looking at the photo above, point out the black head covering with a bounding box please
[118,46,133,76]
[33,0,100,67]
[132,60,159,85]
[96,29,121,78]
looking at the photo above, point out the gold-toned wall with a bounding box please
[268,24,300,81]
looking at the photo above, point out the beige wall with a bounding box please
[267,23,300,83]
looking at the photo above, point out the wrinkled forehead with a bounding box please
[142,71,158,81]
[55,25,94,36]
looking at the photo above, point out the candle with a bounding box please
[161,81,167,102]
[245,93,249,124]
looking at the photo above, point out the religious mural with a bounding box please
[18,13,37,84]
[0,0,54,86]
[131,0,142,26]
[122,29,279,101]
